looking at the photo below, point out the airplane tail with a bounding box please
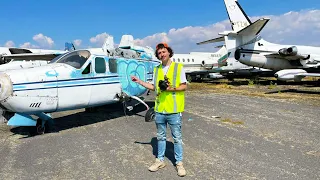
[216,46,230,67]
[198,0,269,47]
[102,35,115,53]
[224,0,251,32]
[65,42,76,51]
[118,35,134,49]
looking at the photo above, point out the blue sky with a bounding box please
[1,0,320,52]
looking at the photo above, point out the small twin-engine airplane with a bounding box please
[0,47,160,134]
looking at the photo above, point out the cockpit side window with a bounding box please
[95,57,106,73]
[82,63,91,74]
[54,50,91,69]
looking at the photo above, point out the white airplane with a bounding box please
[198,0,320,82]
[0,46,68,65]
[0,38,160,134]
[110,35,271,81]
[105,35,227,81]
[0,35,134,72]
[172,46,228,81]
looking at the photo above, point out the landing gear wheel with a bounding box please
[145,107,155,122]
[36,119,46,135]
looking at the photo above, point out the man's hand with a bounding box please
[131,75,141,84]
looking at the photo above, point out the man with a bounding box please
[131,42,187,177]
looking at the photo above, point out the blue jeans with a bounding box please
[155,112,183,164]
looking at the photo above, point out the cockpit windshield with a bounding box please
[49,50,91,69]
[49,53,67,64]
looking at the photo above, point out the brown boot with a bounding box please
[176,162,186,177]
[148,158,166,172]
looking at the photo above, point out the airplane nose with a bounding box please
[0,73,13,101]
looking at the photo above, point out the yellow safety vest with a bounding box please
[154,62,185,113]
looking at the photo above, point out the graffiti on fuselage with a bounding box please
[117,58,156,96]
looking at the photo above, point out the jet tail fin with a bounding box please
[224,0,251,32]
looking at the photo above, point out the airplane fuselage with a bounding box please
[236,39,320,70]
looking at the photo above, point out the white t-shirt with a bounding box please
[151,63,187,85]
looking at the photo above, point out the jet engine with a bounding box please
[274,69,306,82]
[278,46,298,56]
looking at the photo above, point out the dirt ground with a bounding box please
[188,78,320,106]
[0,78,319,179]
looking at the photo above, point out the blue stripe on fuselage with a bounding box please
[13,75,120,92]
[13,75,119,86]
[13,81,120,92]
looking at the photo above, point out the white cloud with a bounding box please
[73,39,82,47]
[19,42,39,49]
[135,9,320,53]
[32,33,54,48]
[90,32,111,47]
[4,40,15,47]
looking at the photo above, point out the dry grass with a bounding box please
[187,78,320,106]
[221,118,244,125]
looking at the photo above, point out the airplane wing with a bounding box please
[196,36,224,45]
[2,52,65,61]
[296,73,320,77]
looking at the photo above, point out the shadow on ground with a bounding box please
[10,100,155,138]
[265,89,320,95]
[135,137,176,165]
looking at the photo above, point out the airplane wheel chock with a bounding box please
[145,107,155,122]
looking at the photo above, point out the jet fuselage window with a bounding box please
[183,59,185,62]
[187,59,190,62]
[192,59,194,62]
[95,57,106,73]
[178,58,180,62]
[55,50,91,69]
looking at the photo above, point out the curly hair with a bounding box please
[154,43,174,59]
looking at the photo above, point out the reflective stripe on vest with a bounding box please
[172,63,178,112]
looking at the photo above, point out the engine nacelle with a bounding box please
[274,69,307,82]
[278,46,298,56]
[235,49,295,70]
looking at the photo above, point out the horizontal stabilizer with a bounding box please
[2,52,64,61]
[215,45,225,48]
[237,18,270,36]
[196,36,224,45]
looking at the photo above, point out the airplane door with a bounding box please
[88,57,121,106]
[56,53,93,110]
